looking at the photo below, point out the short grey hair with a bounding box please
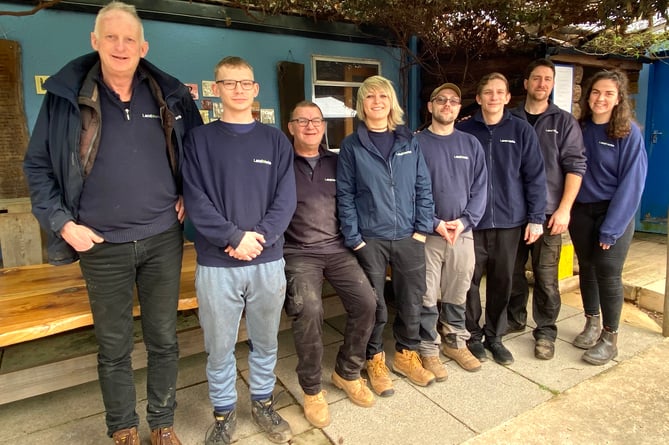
[94,1,145,42]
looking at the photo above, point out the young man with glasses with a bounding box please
[415,83,488,373]
[182,56,296,444]
[283,101,377,428]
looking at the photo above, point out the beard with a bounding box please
[432,112,455,126]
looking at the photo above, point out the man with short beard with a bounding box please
[416,83,488,373]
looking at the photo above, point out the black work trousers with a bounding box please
[284,251,376,395]
[508,221,563,341]
[354,237,427,357]
[466,227,522,344]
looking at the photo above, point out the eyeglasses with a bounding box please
[289,117,325,127]
[432,96,461,106]
[215,79,256,90]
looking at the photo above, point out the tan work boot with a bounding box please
[392,350,436,386]
[113,427,139,445]
[420,355,448,382]
[332,371,375,407]
[303,390,331,428]
[441,344,482,372]
[365,352,395,397]
[150,426,182,445]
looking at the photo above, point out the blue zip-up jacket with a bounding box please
[336,123,433,248]
[511,102,586,214]
[415,129,488,233]
[456,109,547,230]
[23,52,202,265]
[578,121,647,245]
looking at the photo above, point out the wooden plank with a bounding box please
[0,327,205,405]
[0,244,198,347]
[0,297,346,405]
[0,213,42,267]
[0,197,32,213]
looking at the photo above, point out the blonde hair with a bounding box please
[94,1,144,42]
[214,56,254,78]
[356,75,404,131]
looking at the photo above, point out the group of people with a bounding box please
[23,1,648,444]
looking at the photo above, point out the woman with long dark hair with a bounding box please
[569,69,647,365]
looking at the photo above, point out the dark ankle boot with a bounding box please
[582,330,618,366]
[573,314,601,349]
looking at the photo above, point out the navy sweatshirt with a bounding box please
[578,121,647,245]
[415,129,488,232]
[183,120,297,267]
[78,73,177,242]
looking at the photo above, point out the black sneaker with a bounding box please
[484,341,514,365]
[466,340,488,362]
[205,410,237,445]
[251,396,293,443]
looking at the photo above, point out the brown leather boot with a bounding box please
[112,427,139,445]
[583,330,618,365]
[365,352,394,397]
[150,426,182,445]
[573,314,601,349]
[303,390,331,428]
[392,350,436,387]
[332,371,375,407]
[420,355,448,382]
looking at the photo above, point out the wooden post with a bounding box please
[664,208,669,337]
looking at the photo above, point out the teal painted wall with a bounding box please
[0,2,401,132]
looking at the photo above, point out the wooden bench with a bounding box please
[0,243,344,404]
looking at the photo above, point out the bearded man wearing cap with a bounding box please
[415,83,488,372]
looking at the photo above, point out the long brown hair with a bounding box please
[579,69,633,139]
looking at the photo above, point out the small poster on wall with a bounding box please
[202,80,216,97]
[553,64,574,113]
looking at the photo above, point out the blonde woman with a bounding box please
[336,75,439,397]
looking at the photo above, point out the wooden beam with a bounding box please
[548,54,643,72]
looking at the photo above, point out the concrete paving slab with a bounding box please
[503,333,615,393]
[461,339,669,445]
[0,378,104,443]
[414,356,553,433]
[323,379,474,445]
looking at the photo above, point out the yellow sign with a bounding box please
[35,75,49,94]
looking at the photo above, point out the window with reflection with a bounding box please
[312,56,381,150]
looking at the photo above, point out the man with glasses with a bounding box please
[415,83,488,373]
[183,56,296,444]
[283,101,376,428]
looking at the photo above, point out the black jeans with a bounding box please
[78,224,183,436]
[508,221,562,341]
[284,251,376,395]
[569,202,635,332]
[354,237,427,356]
[466,227,522,344]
